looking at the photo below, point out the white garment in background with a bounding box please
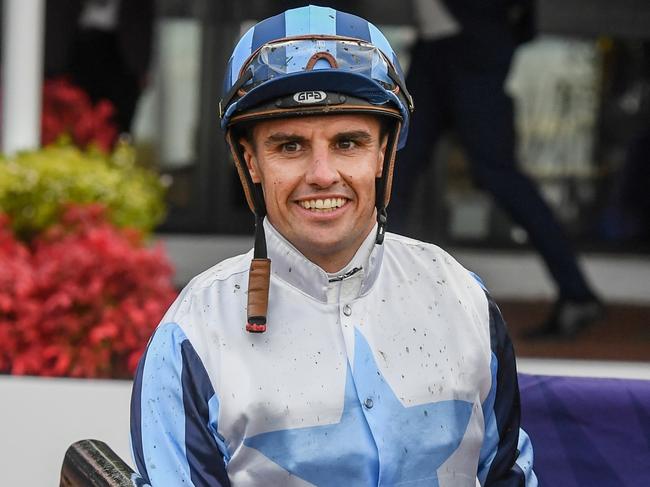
[413,0,461,40]
[79,0,121,31]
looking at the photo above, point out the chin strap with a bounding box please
[376,207,387,244]
[225,129,272,334]
[231,115,401,332]
[375,120,401,245]
[246,213,271,333]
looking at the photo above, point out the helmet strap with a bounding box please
[376,206,388,244]
[247,213,271,333]
[246,178,270,333]
[253,212,267,258]
[225,129,271,333]
[375,120,402,245]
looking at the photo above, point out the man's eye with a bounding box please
[282,141,301,152]
[337,139,356,150]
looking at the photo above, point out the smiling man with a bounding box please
[239,114,386,272]
[130,6,536,487]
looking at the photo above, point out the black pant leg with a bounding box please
[389,41,447,235]
[450,58,594,300]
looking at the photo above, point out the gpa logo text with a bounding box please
[293,91,326,104]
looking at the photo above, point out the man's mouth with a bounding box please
[298,198,348,212]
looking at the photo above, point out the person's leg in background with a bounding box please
[449,43,604,337]
[389,40,449,236]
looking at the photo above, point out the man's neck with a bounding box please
[304,226,376,274]
[309,247,364,274]
[264,219,377,274]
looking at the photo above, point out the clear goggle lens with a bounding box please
[240,37,398,92]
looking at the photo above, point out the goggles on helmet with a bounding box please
[220,36,413,119]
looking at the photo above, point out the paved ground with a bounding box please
[499,300,650,361]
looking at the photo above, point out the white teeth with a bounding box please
[300,198,346,211]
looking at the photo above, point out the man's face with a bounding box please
[240,114,387,272]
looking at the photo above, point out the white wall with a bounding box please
[1,0,45,154]
[0,376,132,485]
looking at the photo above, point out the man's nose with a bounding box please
[305,148,340,187]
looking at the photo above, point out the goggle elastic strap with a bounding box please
[220,69,252,119]
[386,62,414,112]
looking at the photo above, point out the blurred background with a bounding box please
[0,0,648,484]
[121,0,650,356]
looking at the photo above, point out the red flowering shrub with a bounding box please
[0,214,35,372]
[42,77,118,152]
[0,205,177,378]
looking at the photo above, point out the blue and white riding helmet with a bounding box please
[220,5,413,217]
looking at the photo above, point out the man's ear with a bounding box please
[376,133,389,177]
[239,138,261,183]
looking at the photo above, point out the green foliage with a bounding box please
[0,143,166,240]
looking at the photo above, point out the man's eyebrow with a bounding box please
[264,133,306,146]
[334,130,373,142]
[263,129,374,147]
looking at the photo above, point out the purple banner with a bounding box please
[519,373,650,486]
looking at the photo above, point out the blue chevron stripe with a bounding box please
[478,353,500,485]
[368,23,393,59]
[285,5,336,37]
[130,343,149,482]
[335,10,371,41]
[251,11,286,52]
[139,323,191,485]
[181,339,230,485]
[230,26,254,85]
